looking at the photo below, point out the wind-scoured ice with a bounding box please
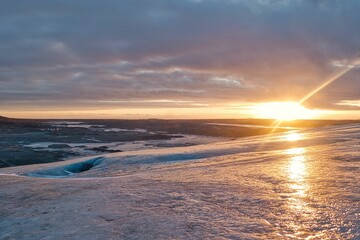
[0,124,359,239]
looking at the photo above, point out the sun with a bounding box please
[251,101,319,121]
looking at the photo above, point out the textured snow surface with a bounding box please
[0,124,359,239]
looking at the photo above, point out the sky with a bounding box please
[1,0,360,119]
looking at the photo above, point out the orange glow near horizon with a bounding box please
[250,102,320,121]
[1,100,360,120]
[1,103,359,119]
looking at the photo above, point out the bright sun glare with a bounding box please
[251,101,319,120]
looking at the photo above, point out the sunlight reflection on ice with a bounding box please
[284,132,303,142]
[285,147,305,155]
[288,155,307,197]
[285,148,307,196]
[282,145,317,238]
[288,155,306,181]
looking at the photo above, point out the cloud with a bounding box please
[331,58,360,68]
[0,0,360,115]
[336,100,360,108]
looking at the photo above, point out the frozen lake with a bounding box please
[0,124,359,239]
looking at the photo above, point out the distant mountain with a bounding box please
[0,115,16,124]
[0,116,10,121]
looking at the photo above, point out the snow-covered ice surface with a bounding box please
[0,124,359,239]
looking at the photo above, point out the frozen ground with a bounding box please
[24,134,225,156]
[0,124,359,239]
[0,119,230,168]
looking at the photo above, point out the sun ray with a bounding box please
[299,57,360,104]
